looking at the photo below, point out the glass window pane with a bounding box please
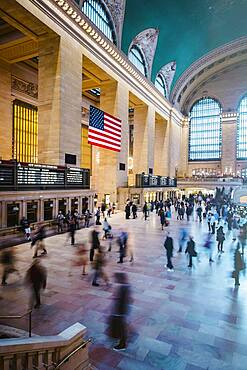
[82,0,116,44]
[155,74,166,96]
[128,45,147,77]
[189,98,222,161]
[237,96,247,159]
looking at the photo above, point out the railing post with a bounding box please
[29,311,32,338]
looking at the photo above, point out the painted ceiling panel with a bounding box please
[122,0,247,86]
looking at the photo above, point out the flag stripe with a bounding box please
[104,116,121,129]
[88,137,120,151]
[88,130,121,144]
[105,112,121,123]
[90,126,121,141]
[89,141,120,152]
[104,127,121,138]
[104,120,122,132]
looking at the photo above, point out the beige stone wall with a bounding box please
[154,115,168,176]
[0,60,12,160]
[38,35,82,166]
[169,114,182,177]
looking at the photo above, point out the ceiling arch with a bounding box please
[122,0,247,91]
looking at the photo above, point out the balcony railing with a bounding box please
[0,160,90,191]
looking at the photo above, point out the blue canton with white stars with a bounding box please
[89,106,104,130]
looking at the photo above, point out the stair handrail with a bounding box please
[0,309,32,337]
[53,338,92,369]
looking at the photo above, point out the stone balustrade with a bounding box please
[0,323,91,370]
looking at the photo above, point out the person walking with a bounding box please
[103,218,111,239]
[125,203,131,220]
[185,236,197,268]
[207,212,212,233]
[117,230,128,264]
[25,259,47,309]
[216,226,225,253]
[159,208,166,230]
[31,224,47,258]
[1,249,20,285]
[210,214,216,235]
[132,203,137,219]
[20,216,31,241]
[233,244,244,286]
[164,233,174,270]
[143,202,148,221]
[196,205,203,223]
[95,207,101,225]
[92,248,109,287]
[57,211,65,233]
[109,272,131,351]
[178,228,187,253]
[84,209,91,228]
[69,217,76,246]
[90,228,100,262]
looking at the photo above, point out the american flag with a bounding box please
[88,106,122,152]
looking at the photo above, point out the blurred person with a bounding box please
[109,272,132,350]
[239,227,246,254]
[132,203,137,219]
[196,204,203,223]
[103,218,112,239]
[112,202,116,214]
[70,243,88,276]
[107,203,112,218]
[233,243,244,286]
[20,216,31,241]
[203,234,214,263]
[143,202,148,221]
[232,216,239,241]
[101,202,106,218]
[207,212,212,233]
[90,228,100,262]
[84,209,91,228]
[185,236,197,268]
[164,232,174,270]
[178,228,187,253]
[1,249,20,285]
[159,207,166,230]
[117,230,128,264]
[25,259,47,309]
[95,206,101,225]
[73,209,80,230]
[56,211,65,233]
[92,248,109,287]
[31,224,47,258]
[216,226,225,253]
[125,203,131,220]
[69,217,76,246]
[210,213,216,235]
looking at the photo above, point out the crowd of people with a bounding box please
[1,187,247,351]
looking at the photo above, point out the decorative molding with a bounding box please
[221,112,238,122]
[157,61,176,98]
[104,0,126,48]
[171,37,247,106]
[128,28,159,79]
[32,0,175,119]
[11,75,38,99]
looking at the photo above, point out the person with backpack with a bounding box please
[117,230,128,264]
[95,207,101,225]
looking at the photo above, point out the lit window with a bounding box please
[189,97,222,161]
[237,95,247,159]
[128,45,147,77]
[155,74,166,96]
[82,0,116,44]
[13,100,38,163]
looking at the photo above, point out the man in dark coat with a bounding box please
[164,233,174,270]
[90,228,100,262]
[25,259,47,309]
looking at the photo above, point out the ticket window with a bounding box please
[71,198,79,214]
[7,203,20,227]
[58,199,67,215]
[44,200,53,221]
[27,202,38,223]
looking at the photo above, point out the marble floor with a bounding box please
[1,210,247,370]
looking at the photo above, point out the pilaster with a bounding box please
[38,35,82,165]
[0,60,12,160]
[221,112,237,175]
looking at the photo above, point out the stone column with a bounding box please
[179,118,189,177]
[0,60,12,160]
[38,35,82,165]
[133,105,155,175]
[154,114,169,176]
[221,112,237,175]
[91,80,129,203]
[169,111,183,177]
[39,199,44,222]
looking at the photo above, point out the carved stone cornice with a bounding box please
[104,0,126,48]
[11,75,38,99]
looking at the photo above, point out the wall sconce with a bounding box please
[13,206,19,212]
[50,203,53,208]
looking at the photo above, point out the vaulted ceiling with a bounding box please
[122,0,247,88]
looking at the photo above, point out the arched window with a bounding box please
[82,0,116,44]
[237,95,247,159]
[128,45,147,77]
[189,97,222,161]
[155,74,166,97]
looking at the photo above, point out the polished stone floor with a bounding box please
[1,210,247,370]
